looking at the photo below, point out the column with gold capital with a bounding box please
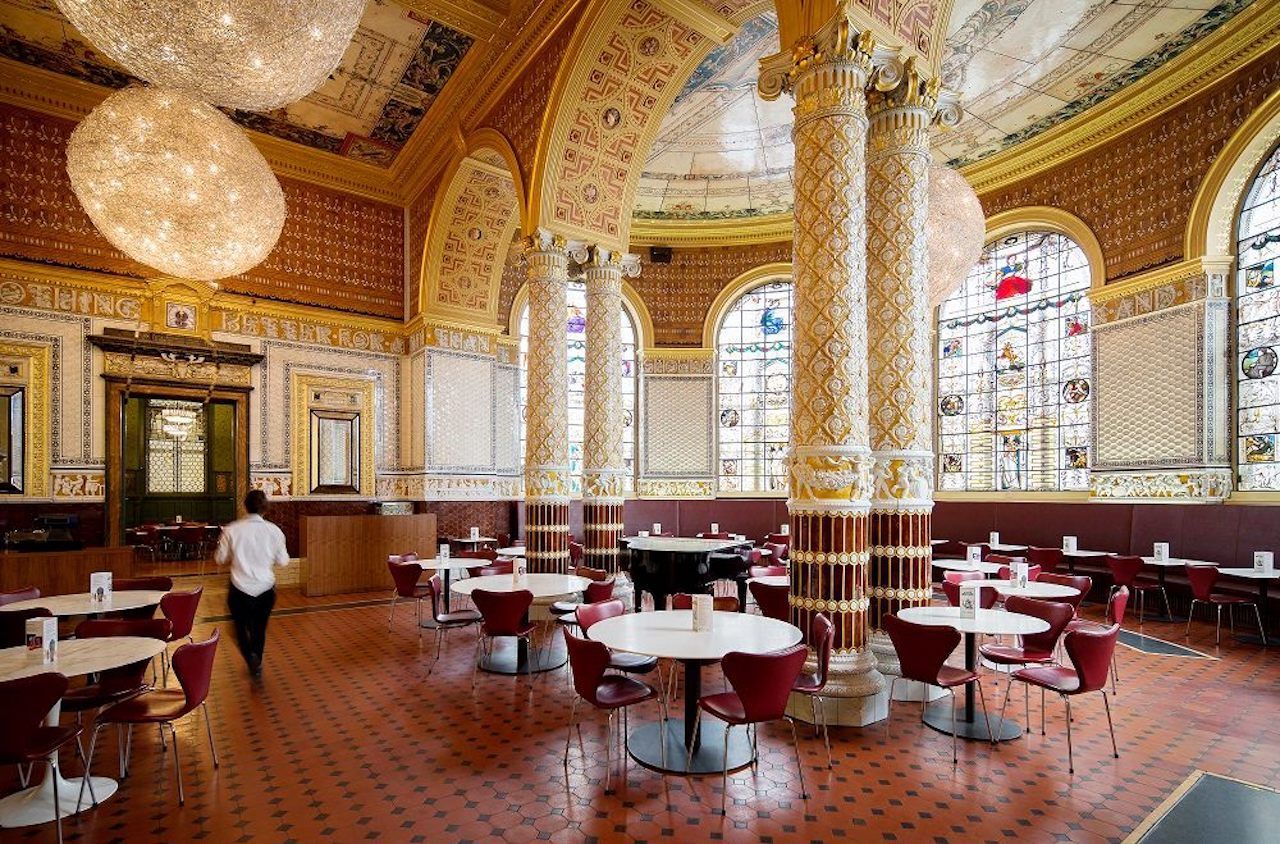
[759,11,884,725]
[579,246,633,574]
[523,229,571,574]
[865,59,938,677]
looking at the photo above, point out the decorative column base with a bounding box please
[582,499,623,573]
[786,651,888,727]
[525,500,570,573]
[868,507,932,678]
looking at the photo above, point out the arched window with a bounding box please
[518,280,638,493]
[936,231,1092,491]
[715,279,793,494]
[1236,143,1280,491]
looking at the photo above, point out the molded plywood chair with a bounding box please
[749,565,787,579]
[470,589,537,691]
[0,586,40,606]
[387,559,431,637]
[1028,547,1064,574]
[748,580,790,622]
[791,613,835,768]
[1185,565,1265,645]
[1036,573,1091,615]
[996,564,1041,582]
[1106,555,1167,623]
[941,571,996,609]
[0,606,51,648]
[423,574,482,667]
[0,672,81,844]
[670,593,739,613]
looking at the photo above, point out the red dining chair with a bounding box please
[568,540,584,567]
[965,542,991,560]
[1002,624,1120,774]
[749,580,790,621]
[0,586,39,606]
[1185,565,1265,645]
[749,564,787,579]
[792,613,835,768]
[670,593,740,613]
[981,597,1075,730]
[496,532,512,548]
[942,571,996,609]
[81,630,220,809]
[470,589,537,690]
[423,574,482,667]
[550,568,611,618]
[387,558,431,637]
[761,541,788,563]
[986,553,1022,566]
[1036,573,1091,615]
[1028,547,1064,574]
[576,599,662,679]
[1068,586,1128,694]
[996,564,1041,582]
[562,627,665,793]
[0,606,51,648]
[1107,555,1167,623]
[698,532,730,539]
[884,613,992,763]
[0,672,81,844]
[764,533,790,560]
[111,576,174,620]
[692,643,810,814]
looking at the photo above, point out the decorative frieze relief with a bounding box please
[1090,469,1233,502]
[636,478,715,499]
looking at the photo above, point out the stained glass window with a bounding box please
[1236,143,1280,491]
[145,399,207,494]
[715,279,793,494]
[936,232,1092,491]
[518,280,638,494]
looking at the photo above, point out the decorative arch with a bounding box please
[420,130,528,325]
[982,207,1106,290]
[1186,87,1280,262]
[702,261,792,348]
[507,277,654,351]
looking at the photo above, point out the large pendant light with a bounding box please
[927,163,986,308]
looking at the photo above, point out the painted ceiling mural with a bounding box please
[0,0,473,168]
[635,0,1254,221]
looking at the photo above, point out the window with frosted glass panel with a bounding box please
[518,279,638,493]
[936,232,1092,491]
[1236,143,1280,491]
[715,279,792,494]
[145,399,207,494]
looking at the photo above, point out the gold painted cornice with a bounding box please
[650,0,736,43]
[0,59,401,205]
[399,0,507,41]
[1087,257,1229,307]
[641,347,713,361]
[629,214,792,247]
[960,0,1280,195]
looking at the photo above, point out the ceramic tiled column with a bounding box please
[865,61,937,677]
[523,230,571,573]
[760,14,883,724]
[580,247,628,573]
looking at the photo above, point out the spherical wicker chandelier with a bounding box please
[66,86,286,281]
[54,0,364,111]
[927,163,986,308]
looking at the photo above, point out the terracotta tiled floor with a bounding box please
[5,577,1279,843]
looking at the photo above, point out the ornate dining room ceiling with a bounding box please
[634,0,1255,222]
[0,0,474,168]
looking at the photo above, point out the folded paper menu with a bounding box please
[1153,542,1169,562]
[1063,536,1077,552]
[959,583,977,619]
[1255,551,1274,573]
[90,571,112,603]
[692,594,713,631]
[27,616,57,664]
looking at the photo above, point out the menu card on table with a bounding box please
[959,583,978,619]
[469,526,479,541]
[1014,562,1029,588]
[1063,536,1078,553]
[438,543,450,561]
[691,594,713,631]
[1153,542,1170,562]
[780,523,789,535]
[710,523,719,534]
[90,571,112,603]
[989,531,1000,546]
[1255,551,1274,573]
[652,523,662,535]
[966,545,982,564]
[26,617,57,664]
[513,558,527,584]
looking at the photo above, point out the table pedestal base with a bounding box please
[0,772,118,827]
[922,700,1022,742]
[478,636,567,675]
[627,721,754,775]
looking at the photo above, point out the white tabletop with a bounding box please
[1141,556,1215,568]
[931,539,949,546]
[757,548,773,557]
[1219,568,1280,580]
[987,543,1029,553]
[588,610,802,661]
[623,537,744,553]
[1064,549,1111,557]
[450,573,591,598]
[415,558,479,571]
[0,590,169,617]
[750,575,789,588]
[451,536,497,544]
[0,636,167,682]
[933,559,1004,575]
[988,580,1080,599]
[495,546,526,556]
[897,606,1050,637]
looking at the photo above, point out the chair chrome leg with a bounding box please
[387,594,398,629]
[976,680,995,747]
[885,677,897,740]
[564,698,579,765]
[1160,587,1170,620]
[1101,690,1118,760]
[1253,604,1267,645]
[1064,696,1074,774]
[203,702,219,768]
[604,710,614,795]
[50,759,62,844]
[949,688,958,764]
[1024,678,1030,733]
[170,721,185,805]
[1216,604,1222,645]
[1041,687,1046,735]
[684,715,701,775]
[656,696,669,769]
[816,695,832,768]
[720,724,731,816]
[997,679,1013,741]
[76,723,104,811]
[788,716,809,799]
[1186,599,1197,638]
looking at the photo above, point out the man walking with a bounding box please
[215,489,289,678]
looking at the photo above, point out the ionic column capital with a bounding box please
[757,9,875,106]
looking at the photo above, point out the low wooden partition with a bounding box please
[299,513,436,597]
[0,546,135,596]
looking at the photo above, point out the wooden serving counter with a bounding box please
[1,546,135,596]
[299,513,437,597]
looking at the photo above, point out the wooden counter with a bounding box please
[1,546,135,596]
[299,513,437,597]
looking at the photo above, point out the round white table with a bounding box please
[1218,568,1279,645]
[588,609,802,774]
[933,559,1004,576]
[0,590,168,617]
[495,546,526,557]
[452,574,590,674]
[749,575,788,588]
[1140,557,1212,622]
[413,559,478,628]
[0,636,167,827]
[896,606,1049,742]
[988,580,1081,599]
[451,536,497,549]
